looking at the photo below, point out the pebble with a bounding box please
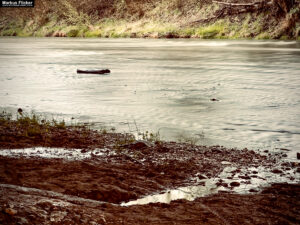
[18,217,28,224]
[4,208,17,216]
[230,182,240,187]
[272,169,283,174]
[197,174,207,180]
[297,153,300,160]
[238,175,251,180]
[221,161,232,165]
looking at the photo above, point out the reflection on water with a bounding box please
[0,38,299,154]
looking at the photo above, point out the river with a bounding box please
[0,38,299,157]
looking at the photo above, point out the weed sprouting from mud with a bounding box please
[113,133,136,152]
[176,132,203,147]
[0,109,111,149]
[139,130,161,143]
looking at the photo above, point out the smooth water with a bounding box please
[0,38,299,153]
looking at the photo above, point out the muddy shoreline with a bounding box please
[0,117,300,224]
[1,183,300,224]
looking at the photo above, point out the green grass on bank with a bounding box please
[0,110,67,138]
[0,109,202,150]
[0,110,163,150]
[0,18,290,39]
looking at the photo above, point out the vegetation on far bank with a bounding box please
[0,0,299,40]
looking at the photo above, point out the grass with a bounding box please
[0,110,100,148]
[0,109,164,151]
[139,130,161,143]
[113,133,136,151]
[256,32,271,40]
[194,22,226,39]
[0,110,67,137]
[1,0,297,39]
[85,30,102,37]
[67,29,79,37]
[176,132,201,147]
[25,17,279,39]
[1,2,297,40]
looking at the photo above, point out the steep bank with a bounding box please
[0,0,299,39]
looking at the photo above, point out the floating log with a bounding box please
[77,69,110,74]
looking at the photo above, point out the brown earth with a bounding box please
[0,143,276,205]
[0,118,300,224]
[1,182,299,224]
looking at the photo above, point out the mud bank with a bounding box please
[0,115,300,224]
[1,181,300,224]
[0,144,299,224]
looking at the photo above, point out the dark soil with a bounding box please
[1,183,299,224]
[0,143,275,205]
[0,118,299,224]
[0,118,131,149]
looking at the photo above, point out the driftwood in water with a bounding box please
[77,69,111,75]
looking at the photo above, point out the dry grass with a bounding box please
[0,0,299,39]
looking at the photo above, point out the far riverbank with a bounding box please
[1,0,300,39]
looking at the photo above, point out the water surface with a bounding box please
[0,38,299,154]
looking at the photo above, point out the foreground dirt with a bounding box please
[0,144,276,204]
[0,144,299,224]
[0,118,300,224]
[1,182,299,225]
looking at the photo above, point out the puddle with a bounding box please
[121,180,218,206]
[121,165,300,206]
[1,147,299,207]
[0,147,112,160]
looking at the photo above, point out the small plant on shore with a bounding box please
[0,109,110,148]
[113,133,136,152]
[176,132,201,147]
[0,111,12,124]
[140,130,161,143]
[1,109,69,136]
[52,119,66,129]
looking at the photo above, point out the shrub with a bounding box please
[67,29,79,37]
